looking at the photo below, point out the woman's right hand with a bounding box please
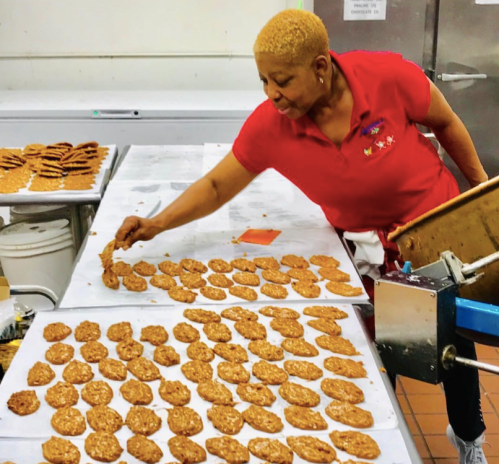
[115,216,164,250]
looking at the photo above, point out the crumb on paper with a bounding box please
[151,300,157,304]
[247,226,250,229]
[231,240,240,245]
[263,214,267,217]
[165,253,170,257]
[139,245,143,248]
[379,367,387,373]
[135,209,138,212]
[243,252,247,257]
[88,283,92,286]
[138,201,144,204]
[91,232,97,236]
[232,236,235,239]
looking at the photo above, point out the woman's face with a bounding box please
[255,52,325,120]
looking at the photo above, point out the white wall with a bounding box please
[0,0,313,91]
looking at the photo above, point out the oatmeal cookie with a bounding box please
[85,432,123,462]
[82,380,114,406]
[133,260,157,276]
[304,306,348,320]
[81,341,109,363]
[123,274,148,292]
[42,437,80,464]
[270,318,304,338]
[112,261,133,276]
[107,321,133,342]
[63,360,94,384]
[316,335,360,356]
[203,322,232,342]
[167,406,203,436]
[186,341,215,362]
[233,272,260,286]
[292,280,321,299]
[221,306,258,321]
[231,258,257,273]
[310,255,340,268]
[242,405,283,433]
[323,357,367,378]
[159,379,191,406]
[159,260,182,276]
[279,382,320,407]
[75,321,101,342]
[287,268,318,282]
[284,360,323,380]
[281,255,309,269]
[197,380,233,405]
[181,360,213,383]
[252,360,288,385]
[328,431,380,460]
[173,323,200,343]
[116,338,144,360]
[326,282,363,297]
[7,390,40,415]
[262,269,291,284]
[200,286,227,300]
[248,339,284,361]
[321,379,364,404]
[229,286,258,301]
[281,339,319,357]
[169,287,197,303]
[261,283,288,299]
[126,406,162,436]
[43,322,72,342]
[28,362,55,386]
[307,318,342,336]
[318,267,350,282]
[286,436,336,463]
[128,434,164,464]
[236,383,276,406]
[180,273,207,289]
[207,273,234,288]
[213,343,248,363]
[207,405,244,435]
[45,382,79,409]
[102,267,120,290]
[120,379,153,405]
[208,258,233,273]
[154,345,180,366]
[184,308,221,324]
[140,325,168,346]
[259,306,300,319]
[180,259,208,274]
[325,400,373,428]
[206,436,249,464]
[127,357,161,382]
[51,407,86,436]
[248,438,293,464]
[254,257,280,270]
[99,358,127,381]
[150,274,177,290]
[284,405,327,430]
[86,405,123,433]
[217,361,250,384]
[45,342,74,365]
[168,436,206,464]
[234,320,266,340]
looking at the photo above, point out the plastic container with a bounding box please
[0,219,76,311]
[9,204,70,224]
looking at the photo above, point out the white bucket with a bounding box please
[9,204,71,224]
[0,219,76,311]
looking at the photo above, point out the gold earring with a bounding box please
[319,77,324,84]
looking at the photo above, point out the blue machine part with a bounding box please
[402,261,412,274]
[456,297,499,337]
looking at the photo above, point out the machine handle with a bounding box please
[438,73,487,82]
[10,285,59,306]
[442,345,499,376]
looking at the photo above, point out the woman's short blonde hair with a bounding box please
[254,9,329,63]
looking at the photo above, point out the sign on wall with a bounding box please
[343,0,387,20]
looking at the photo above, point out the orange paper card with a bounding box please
[238,229,281,246]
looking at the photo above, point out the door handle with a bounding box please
[438,73,487,82]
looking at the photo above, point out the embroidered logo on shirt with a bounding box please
[361,118,395,156]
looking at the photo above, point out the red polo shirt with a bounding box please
[232,50,459,232]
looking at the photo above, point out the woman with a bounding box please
[116,10,488,463]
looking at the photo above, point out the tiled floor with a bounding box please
[397,343,499,463]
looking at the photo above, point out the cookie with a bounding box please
[328,431,380,459]
[167,406,203,436]
[169,287,197,303]
[254,257,280,270]
[284,360,323,380]
[197,380,234,405]
[319,267,350,282]
[221,306,258,321]
[326,282,363,297]
[207,273,234,288]
[150,274,177,290]
[133,260,157,276]
[307,318,342,336]
[284,405,327,430]
[112,261,133,276]
[248,339,284,361]
[187,341,215,362]
[7,390,40,415]
[200,286,227,300]
[248,438,293,464]
[316,335,360,355]
[323,357,367,378]
[127,357,161,381]
[140,325,169,346]
[45,382,79,409]
[123,274,148,292]
[173,323,200,343]
[128,435,164,464]
[63,360,94,384]
[180,273,207,289]
[168,436,206,464]
[86,405,123,433]
[82,380,114,406]
[107,321,133,342]
[159,260,182,276]
[252,360,288,385]
[261,283,288,299]
[208,258,233,273]
[159,379,191,406]
[259,306,300,319]
[325,400,373,428]
[234,320,266,340]
[180,259,208,274]
[262,269,291,284]
[75,321,101,342]
[242,405,283,433]
[43,322,72,342]
[292,280,321,298]
[207,405,244,435]
[213,343,248,363]
[126,406,162,436]
[51,407,86,436]
[282,339,319,357]
[281,254,309,269]
[217,361,250,384]
[120,379,153,405]
[116,338,144,360]
[229,286,258,301]
[184,308,221,324]
[310,255,340,268]
[81,341,109,363]
[181,360,213,383]
[236,383,276,406]
[304,306,348,320]
[279,382,320,407]
[206,436,249,464]
[42,437,80,464]
[231,258,256,273]
[286,436,336,463]
[45,342,74,365]
[85,432,124,462]
[270,318,304,338]
[287,268,318,282]
[27,362,55,386]
[89,355,121,380]
[321,378,364,404]
[233,272,260,286]
[203,322,232,342]
[154,345,180,366]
